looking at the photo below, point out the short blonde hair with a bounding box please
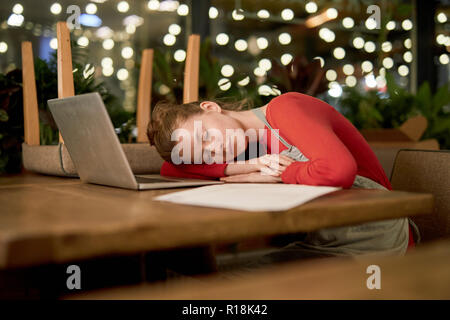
[147,98,253,162]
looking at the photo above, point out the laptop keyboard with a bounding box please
[135,176,178,183]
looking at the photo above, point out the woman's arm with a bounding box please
[160,161,259,180]
[225,155,294,175]
[161,155,295,180]
[161,161,227,180]
[269,93,357,188]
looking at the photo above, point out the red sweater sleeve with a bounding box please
[267,93,357,188]
[160,161,227,180]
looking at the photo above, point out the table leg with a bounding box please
[144,245,218,282]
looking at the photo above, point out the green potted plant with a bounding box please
[0,43,131,174]
[339,73,450,149]
[0,69,23,174]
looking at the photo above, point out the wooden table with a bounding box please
[0,172,433,270]
[0,172,81,188]
[67,239,450,300]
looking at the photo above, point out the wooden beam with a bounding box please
[21,42,40,146]
[183,34,200,104]
[56,21,75,143]
[412,0,437,93]
[136,49,154,143]
[191,0,211,40]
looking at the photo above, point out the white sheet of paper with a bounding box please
[154,183,340,212]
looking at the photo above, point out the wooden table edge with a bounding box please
[0,189,434,270]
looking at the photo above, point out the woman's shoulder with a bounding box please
[267,92,332,117]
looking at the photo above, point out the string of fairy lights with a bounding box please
[0,0,449,105]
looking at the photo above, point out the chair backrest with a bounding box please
[136,49,154,142]
[56,21,76,143]
[56,22,75,99]
[21,22,75,145]
[21,22,156,145]
[21,42,40,146]
[137,34,200,140]
[183,34,200,104]
[390,149,450,242]
[22,24,201,145]
[370,139,440,179]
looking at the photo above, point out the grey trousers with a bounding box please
[234,175,414,273]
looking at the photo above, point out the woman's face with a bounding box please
[175,102,248,164]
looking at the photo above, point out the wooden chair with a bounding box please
[371,139,439,179]
[21,24,200,176]
[391,149,450,243]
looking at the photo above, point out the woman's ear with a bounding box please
[200,101,222,113]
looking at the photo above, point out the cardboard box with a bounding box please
[360,116,440,179]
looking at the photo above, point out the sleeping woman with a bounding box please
[146,92,417,263]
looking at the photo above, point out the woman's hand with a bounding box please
[224,154,294,176]
[220,172,282,183]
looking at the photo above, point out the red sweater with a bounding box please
[161,92,414,247]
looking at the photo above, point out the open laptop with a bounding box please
[47,92,223,190]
